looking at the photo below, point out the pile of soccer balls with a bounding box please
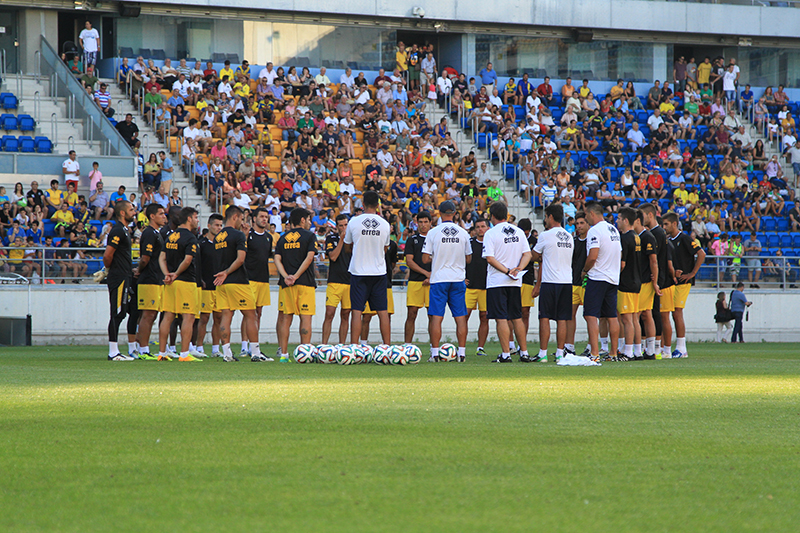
[292,343,458,365]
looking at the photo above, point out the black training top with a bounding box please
[619,230,642,294]
[670,231,702,286]
[571,235,588,286]
[325,233,352,285]
[466,237,488,290]
[405,233,431,282]
[638,228,657,286]
[245,229,273,284]
[275,227,318,288]
[138,226,164,285]
[106,222,132,283]
[215,226,249,285]
[164,227,198,283]
[199,236,218,291]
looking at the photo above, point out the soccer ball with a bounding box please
[372,344,392,365]
[293,344,317,364]
[336,344,357,365]
[316,344,337,364]
[355,344,373,364]
[389,345,409,365]
[438,343,458,362]
[403,344,422,364]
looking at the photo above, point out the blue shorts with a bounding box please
[538,283,573,321]
[350,275,388,313]
[429,281,467,318]
[583,279,618,318]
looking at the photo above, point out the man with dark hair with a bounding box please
[103,200,136,361]
[157,207,201,361]
[515,218,537,358]
[198,214,224,357]
[566,210,589,356]
[322,214,352,344]
[135,203,167,359]
[465,217,490,356]
[531,203,574,362]
[274,208,318,362]
[641,203,671,358]
[404,211,432,343]
[664,211,705,358]
[240,206,274,360]
[634,209,660,359]
[615,207,642,362]
[482,201,532,363]
[213,205,264,362]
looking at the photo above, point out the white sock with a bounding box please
[212,344,220,354]
[170,345,177,353]
[281,353,289,359]
[251,343,261,356]
[241,341,249,352]
[676,337,687,353]
[197,345,205,353]
[477,346,484,351]
[538,349,547,359]
[655,339,662,352]
[140,345,150,354]
[509,341,516,351]
[646,337,655,354]
[128,342,137,354]
[618,338,625,352]
[431,347,439,358]
[222,343,232,357]
[180,351,189,358]
[501,352,510,359]
[634,344,643,357]
[109,342,118,357]
[556,348,564,359]
[601,336,610,352]
[457,346,465,358]
[565,343,575,352]
[624,344,634,358]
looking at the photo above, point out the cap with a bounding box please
[439,200,456,214]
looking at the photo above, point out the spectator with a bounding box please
[729,282,752,343]
[743,232,762,288]
[89,182,111,220]
[116,113,139,147]
[109,185,127,207]
[62,151,80,191]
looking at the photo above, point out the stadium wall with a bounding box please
[0,287,796,345]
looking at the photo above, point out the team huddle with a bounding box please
[100,191,704,363]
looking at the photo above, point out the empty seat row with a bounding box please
[1,135,53,153]
[0,92,18,111]
[1,113,35,132]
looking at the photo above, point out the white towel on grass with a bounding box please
[557,354,601,366]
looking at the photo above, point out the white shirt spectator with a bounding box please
[62,157,80,180]
[172,79,190,98]
[258,67,277,84]
[392,119,409,135]
[437,76,452,95]
[218,82,233,97]
[344,213,391,276]
[723,71,737,91]
[339,182,356,196]
[525,95,542,115]
[183,125,201,140]
[376,149,394,169]
[626,128,646,150]
[482,221,529,288]
[340,72,355,88]
[79,28,100,53]
[489,93,503,107]
[783,133,797,148]
[586,221,622,285]
[533,226,574,284]
[421,221,472,283]
[647,114,664,130]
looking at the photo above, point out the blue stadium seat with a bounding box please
[777,217,789,231]
[781,248,794,257]
[767,234,780,248]
[34,136,52,153]
[1,93,18,110]
[18,135,34,153]
[1,114,17,131]
[762,217,777,231]
[756,232,768,247]
[1,135,18,152]
[793,233,800,248]
[17,114,35,132]
[780,234,794,248]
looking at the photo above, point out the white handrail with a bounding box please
[180,185,188,207]
[34,51,41,85]
[50,113,58,146]
[33,91,40,122]
[0,49,6,80]
[67,135,75,153]
[15,72,22,101]
[50,73,57,105]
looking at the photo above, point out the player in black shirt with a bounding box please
[134,203,166,359]
[197,214,224,357]
[664,212,705,358]
[642,203,672,357]
[465,218,490,355]
[274,208,318,360]
[404,211,432,343]
[156,207,200,361]
[322,214,352,344]
[616,208,642,361]
[634,210,660,359]
[240,207,274,357]
[566,211,589,355]
[516,218,538,357]
[214,205,264,362]
[102,200,135,361]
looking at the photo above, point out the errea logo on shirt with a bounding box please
[502,225,520,243]
[442,226,458,237]
[361,217,381,235]
[362,218,379,229]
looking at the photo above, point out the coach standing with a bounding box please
[422,201,472,362]
[103,200,136,361]
[531,203,574,363]
[581,202,622,361]
[482,202,533,363]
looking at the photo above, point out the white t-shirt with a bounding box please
[344,213,390,276]
[586,221,622,285]
[533,226,574,284]
[80,28,100,53]
[376,150,393,169]
[723,71,737,91]
[62,158,80,177]
[482,221,530,288]
[421,222,472,284]
[258,68,278,84]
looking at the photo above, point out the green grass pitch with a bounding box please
[1,343,798,532]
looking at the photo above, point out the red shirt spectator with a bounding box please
[648,172,664,190]
[278,115,297,131]
[537,82,552,97]
[274,176,294,196]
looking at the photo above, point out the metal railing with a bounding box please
[702,254,799,289]
[1,49,6,81]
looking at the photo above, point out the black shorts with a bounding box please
[487,286,523,320]
[583,279,618,318]
[108,277,131,317]
[350,275,387,313]
[538,283,573,321]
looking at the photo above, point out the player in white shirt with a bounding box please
[343,191,391,344]
[531,203,574,363]
[421,201,472,362]
[580,202,622,360]
[79,21,100,69]
[482,202,533,363]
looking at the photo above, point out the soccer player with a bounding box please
[531,203,574,362]
[344,191,392,345]
[157,207,202,362]
[515,218,538,357]
[213,206,265,362]
[581,202,622,361]
[197,214,224,357]
[421,200,472,362]
[642,203,672,358]
[482,202,533,363]
[103,200,136,361]
[634,210,660,359]
[566,211,588,356]
[465,217,490,356]
[616,207,642,362]
[322,214,352,344]
[274,208,318,361]
[241,207,274,357]
[664,212,705,358]
[135,203,167,360]
[360,237,398,344]
[404,211,431,343]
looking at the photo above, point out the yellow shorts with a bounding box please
[617,291,639,315]
[407,281,429,308]
[660,285,675,313]
[201,290,217,314]
[364,288,394,315]
[249,280,272,307]
[138,284,163,311]
[326,282,351,310]
[162,280,200,315]
[216,283,256,311]
[195,286,202,319]
[278,285,316,315]
[637,282,655,313]
[572,285,584,305]
[673,284,691,309]
[465,288,487,312]
[521,283,536,308]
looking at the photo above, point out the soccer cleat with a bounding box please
[189,348,207,358]
[129,350,140,360]
[520,354,546,363]
[157,353,173,362]
[476,347,487,357]
[661,350,672,359]
[564,347,576,356]
[602,354,619,362]
[510,348,521,359]
[642,352,656,360]
[210,351,222,358]
[240,349,251,359]
[178,354,202,362]
[108,353,134,361]
[492,356,513,363]
[427,355,439,363]
[617,354,631,362]
[633,355,644,361]
[279,356,290,363]
[223,355,240,362]
[250,354,274,362]
[580,347,592,358]
[138,351,157,361]
[458,355,466,362]
[672,350,688,359]
[599,350,610,359]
